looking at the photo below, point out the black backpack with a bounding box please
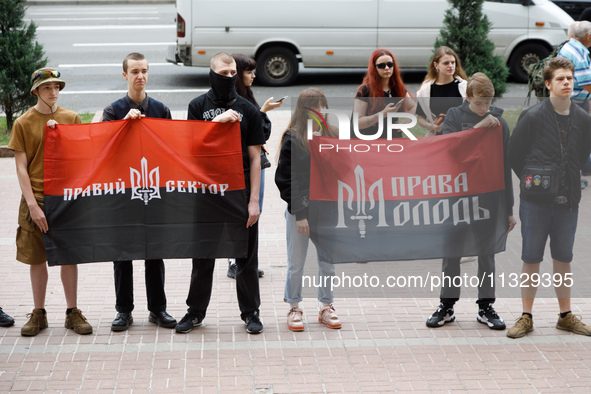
[526,41,567,103]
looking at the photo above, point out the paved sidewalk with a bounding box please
[1,110,591,393]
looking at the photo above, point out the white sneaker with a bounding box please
[318,304,341,329]
[287,307,304,332]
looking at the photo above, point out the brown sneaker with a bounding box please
[506,315,533,339]
[21,308,48,336]
[556,313,591,336]
[65,308,93,335]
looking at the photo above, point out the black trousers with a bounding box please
[186,222,260,321]
[113,259,167,313]
[439,255,495,308]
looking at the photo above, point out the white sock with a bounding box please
[320,302,331,309]
[290,303,299,310]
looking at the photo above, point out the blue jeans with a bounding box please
[284,209,335,304]
[519,199,578,263]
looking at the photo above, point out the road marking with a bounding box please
[59,89,208,95]
[38,25,174,31]
[28,10,159,16]
[27,17,160,22]
[73,42,175,47]
[59,63,173,68]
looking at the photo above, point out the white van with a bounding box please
[167,0,573,85]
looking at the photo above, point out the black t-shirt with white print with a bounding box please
[187,91,265,181]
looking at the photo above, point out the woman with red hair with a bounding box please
[353,49,415,138]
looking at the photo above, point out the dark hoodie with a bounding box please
[442,101,514,215]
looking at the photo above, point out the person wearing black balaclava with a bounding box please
[177,53,265,335]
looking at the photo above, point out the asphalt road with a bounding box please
[26,3,530,115]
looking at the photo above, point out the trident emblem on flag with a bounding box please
[130,157,161,205]
[336,165,387,237]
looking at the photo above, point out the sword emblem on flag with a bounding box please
[336,165,387,238]
[130,157,161,205]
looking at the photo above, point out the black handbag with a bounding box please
[260,147,271,169]
[520,164,559,203]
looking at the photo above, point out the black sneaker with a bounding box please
[227,259,237,279]
[426,304,455,328]
[245,311,263,334]
[477,305,506,330]
[0,307,15,327]
[175,313,203,334]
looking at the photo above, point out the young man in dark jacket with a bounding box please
[426,73,515,330]
[102,52,176,332]
[176,53,265,335]
[507,57,591,338]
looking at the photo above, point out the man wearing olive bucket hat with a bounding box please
[7,67,93,336]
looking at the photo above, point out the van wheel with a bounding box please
[256,47,298,86]
[509,43,550,84]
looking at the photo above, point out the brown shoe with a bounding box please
[506,314,533,339]
[556,312,591,336]
[65,308,93,335]
[21,308,48,336]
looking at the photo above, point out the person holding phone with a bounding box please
[226,54,284,279]
[416,46,468,136]
[275,88,342,332]
[353,49,416,139]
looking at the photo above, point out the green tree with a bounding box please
[0,0,47,132]
[435,0,508,97]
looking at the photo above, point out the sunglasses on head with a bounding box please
[375,62,394,69]
[33,70,60,82]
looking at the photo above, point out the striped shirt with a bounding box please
[558,38,591,100]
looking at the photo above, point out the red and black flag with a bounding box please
[43,118,248,266]
[308,127,509,263]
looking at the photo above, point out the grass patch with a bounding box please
[0,117,7,145]
[503,108,523,132]
[0,112,96,145]
[79,113,95,124]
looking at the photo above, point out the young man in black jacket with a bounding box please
[176,53,265,335]
[425,73,515,330]
[507,57,591,338]
[102,52,176,332]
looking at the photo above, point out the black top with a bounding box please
[103,94,172,121]
[354,85,402,139]
[417,80,463,119]
[274,131,310,220]
[187,91,265,179]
